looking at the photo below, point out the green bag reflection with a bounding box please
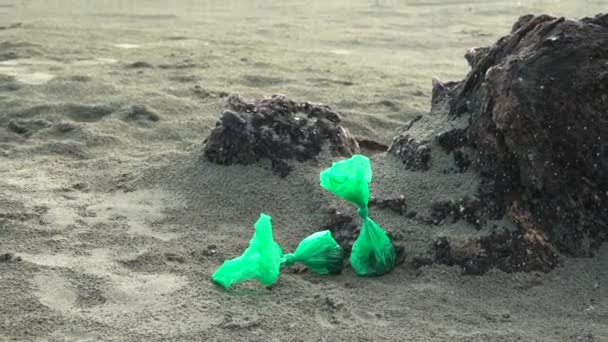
[211,213,283,289]
[320,154,396,277]
[281,230,344,275]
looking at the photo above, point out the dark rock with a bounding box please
[121,105,160,122]
[388,134,431,171]
[436,128,472,172]
[369,195,407,215]
[202,245,217,257]
[7,121,27,135]
[429,196,486,228]
[387,231,407,265]
[7,119,52,136]
[164,253,185,263]
[0,74,19,91]
[417,216,435,225]
[405,210,417,219]
[0,51,18,61]
[415,206,559,275]
[411,255,433,269]
[158,62,201,69]
[126,61,154,69]
[69,75,92,82]
[0,210,39,221]
[376,99,399,111]
[356,138,388,155]
[55,122,77,133]
[321,209,359,254]
[444,14,608,257]
[0,253,13,262]
[429,201,457,223]
[431,78,460,106]
[511,14,535,33]
[472,232,556,274]
[464,46,491,68]
[432,236,453,265]
[203,94,359,177]
[0,23,23,30]
[436,128,467,152]
[0,253,21,262]
[192,86,229,99]
[0,41,41,62]
[452,149,471,172]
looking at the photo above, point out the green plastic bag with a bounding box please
[352,217,396,276]
[211,215,345,289]
[320,155,396,277]
[211,213,283,289]
[281,230,344,275]
[320,154,372,209]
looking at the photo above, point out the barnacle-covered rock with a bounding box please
[387,134,431,171]
[203,94,359,177]
[446,14,608,256]
[414,205,559,274]
[399,13,608,274]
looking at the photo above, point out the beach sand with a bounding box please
[1,0,607,340]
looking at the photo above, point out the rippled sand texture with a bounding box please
[0,1,606,341]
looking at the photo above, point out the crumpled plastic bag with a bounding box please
[212,214,344,289]
[320,154,372,209]
[320,154,396,276]
[281,230,344,275]
[211,213,283,289]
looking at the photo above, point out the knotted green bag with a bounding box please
[281,230,345,275]
[320,154,396,276]
[211,214,344,289]
[211,213,283,289]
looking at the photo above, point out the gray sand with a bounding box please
[1,0,606,341]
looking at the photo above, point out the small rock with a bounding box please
[0,253,20,262]
[165,253,185,263]
[369,195,407,215]
[203,94,359,177]
[126,61,154,69]
[121,105,160,122]
[387,134,431,171]
[405,210,417,219]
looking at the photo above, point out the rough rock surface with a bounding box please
[322,208,359,255]
[369,195,407,216]
[321,208,406,265]
[387,134,431,171]
[414,205,559,274]
[427,196,486,228]
[203,94,359,177]
[445,13,608,257]
[405,13,608,273]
